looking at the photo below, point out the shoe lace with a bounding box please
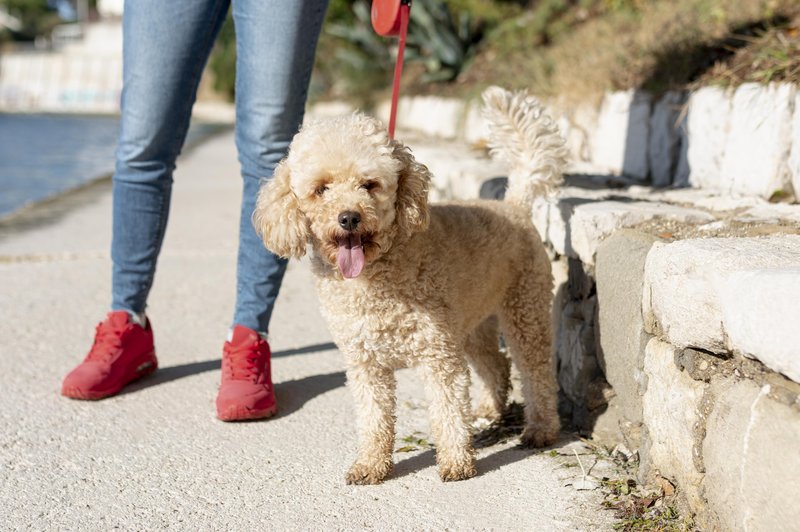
[86,322,125,362]
[225,340,266,382]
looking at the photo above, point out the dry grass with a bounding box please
[453,0,800,103]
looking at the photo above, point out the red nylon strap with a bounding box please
[387,2,410,139]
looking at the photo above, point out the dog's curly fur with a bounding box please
[254,86,568,484]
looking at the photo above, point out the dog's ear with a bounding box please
[253,161,309,259]
[391,140,431,236]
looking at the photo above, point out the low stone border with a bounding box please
[374,84,800,203]
[398,127,800,529]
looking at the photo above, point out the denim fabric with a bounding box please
[111,0,328,333]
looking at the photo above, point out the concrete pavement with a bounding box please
[0,130,616,530]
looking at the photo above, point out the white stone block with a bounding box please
[686,87,731,190]
[789,92,800,201]
[643,235,800,380]
[642,338,705,509]
[406,141,504,202]
[718,268,800,382]
[397,96,465,140]
[736,203,800,223]
[720,82,795,198]
[463,101,491,145]
[553,102,598,163]
[591,90,651,180]
[567,200,712,265]
[703,380,800,532]
[673,111,691,187]
[649,92,686,187]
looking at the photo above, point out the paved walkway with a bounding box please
[0,130,616,530]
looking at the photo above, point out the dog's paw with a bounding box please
[473,402,504,423]
[437,456,477,482]
[519,424,560,449]
[345,460,393,485]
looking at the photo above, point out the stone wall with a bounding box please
[377,84,800,203]
[388,90,800,529]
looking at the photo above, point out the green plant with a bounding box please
[324,0,393,90]
[405,0,484,82]
[0,0,61,40]
[208,11,236,100]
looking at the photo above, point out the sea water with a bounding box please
[0,114,221,218]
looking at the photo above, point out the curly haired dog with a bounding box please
[254,87,568,484]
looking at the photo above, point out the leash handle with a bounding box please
[387,1,410,139]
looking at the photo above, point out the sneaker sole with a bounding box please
[61,356,158,400]
[217,403,278,422]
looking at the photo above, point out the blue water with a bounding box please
[0,114,222,218]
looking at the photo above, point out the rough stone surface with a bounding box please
[404,137,506,202]
[673,110,691,187]
[398,96,466,140]
[556,296,600,409]
[571,201,711,265]
[790,91,800,201]
[595,230,659,423]
[737,203,800,223]
[686,86,731,191]
[641,339,706,511]
[718,268,800,383]
[721,82,795,199]
[591,90,651,180]
[643,235,800,381]
[463,101,491,145]
[703,379,800,532]
[553,102,599,163]
[649,92,686,187]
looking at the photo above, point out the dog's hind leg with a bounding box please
[465,316,510,422]
[499,265,560,448]
[345,362,397,485]
[419,355,477,481]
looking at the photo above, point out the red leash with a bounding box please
[371,0,411,139]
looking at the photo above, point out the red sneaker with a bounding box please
[216,325,277,421]
[61,311,158,400]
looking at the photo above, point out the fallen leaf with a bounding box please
[658,476,675,497]
[395,445,417,453]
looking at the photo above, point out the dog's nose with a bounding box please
[338,211,361,231]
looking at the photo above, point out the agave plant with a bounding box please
[405,0,483,82]
[326,0,485,85]
[325,0,392,82]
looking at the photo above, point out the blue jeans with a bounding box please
[111,0,328,333]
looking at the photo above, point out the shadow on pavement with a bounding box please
[274,371,347,418]
[392,445,543,480]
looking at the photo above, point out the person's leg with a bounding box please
[215,0,328,421]
[230,0,329,334]
[63,0,231,400]
[112,0,230,316]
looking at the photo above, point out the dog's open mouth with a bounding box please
[336,234,368,279]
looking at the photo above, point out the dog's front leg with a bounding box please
[420,360,477,481]
[345,362,396,485]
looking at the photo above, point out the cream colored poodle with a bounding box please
[254,87,567,484]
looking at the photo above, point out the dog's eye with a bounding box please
[315,184,328,197]
[360,181,378,192]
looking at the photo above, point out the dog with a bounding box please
[254,86,567,484]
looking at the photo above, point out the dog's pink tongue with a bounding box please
[337,235,365,279]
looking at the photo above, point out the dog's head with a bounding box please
[254,113,431,279]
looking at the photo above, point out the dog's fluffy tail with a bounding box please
[482,86,568,208]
